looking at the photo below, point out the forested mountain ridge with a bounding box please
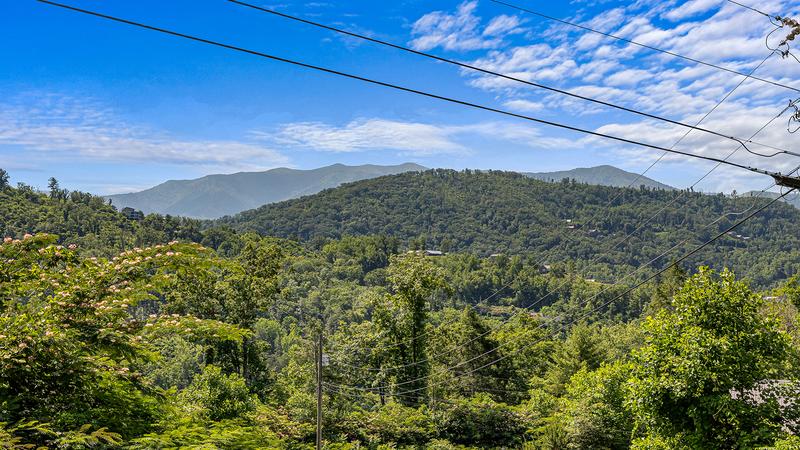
[106,163,427,219]
[220,169,800,288]
[524,164,674,190]
[106,163,685,220]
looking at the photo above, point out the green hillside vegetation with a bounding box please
[0,176,203,256]
[524,164,674,191]
[106,163,427,219]
[1,232,798,449]
[1,167,799,448]
[221,169,800,288]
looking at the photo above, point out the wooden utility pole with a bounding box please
[315,327,323,450]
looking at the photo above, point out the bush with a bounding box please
[365,402,434,446]
[179,365,256,421]
[432,395,526,447]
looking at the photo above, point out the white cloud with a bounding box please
[605,68,653,86]
[503,99,545,112]
[255,118,580,154]
[483,15,522,36]
[0,93,288,172]
[269,119,466,154]
[408,1,523,52]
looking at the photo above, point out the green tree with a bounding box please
[628,268,794,449]
[540,323,607,397]
[179,365,256,421]
[781,275,800,309]
[432,394,526,448]
[559,362,634,449]
[375,253,449,406]
[47,176,60,199]
[430,308,515,401]
[0,169,8,189]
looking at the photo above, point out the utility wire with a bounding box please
[41,0,800,381]
[328,169,793,391]
[726,0,776,18]
[227,0,798,159]
[332,182,783,392]
[37,1,800,192]
[490,0,800,93]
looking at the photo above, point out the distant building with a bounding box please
[409,249,444,257]
[121,207,145,221]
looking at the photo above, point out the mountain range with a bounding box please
[107,163,676,219]
[107,163,426,219]
[743,190,800,209]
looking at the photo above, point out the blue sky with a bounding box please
[2,0,800,195]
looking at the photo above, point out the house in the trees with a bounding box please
[121,207,145,221]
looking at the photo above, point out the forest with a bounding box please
[1,168,800,449]
[222,170,800,289]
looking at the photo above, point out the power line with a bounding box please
[726,0,775,18]
[37,1,800,189]
[490,0,800,94]
[397,188,795,397]
[227,0,798,159]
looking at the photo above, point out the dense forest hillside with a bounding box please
[524,164,674,190]
[107,163,427,219]
[221,169,800,287]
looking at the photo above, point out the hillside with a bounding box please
[106,163,426,219]
[219,169,800,287]
[524,165,674,190]
[0,183,202,256]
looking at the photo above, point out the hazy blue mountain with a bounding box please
[107,163,675,219]
[742,190,800,209]
[524,165,674,191]
[107,163,427,219]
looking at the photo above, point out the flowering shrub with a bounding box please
[0,234,250,446]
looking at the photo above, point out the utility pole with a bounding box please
[314,290,324,450]
[315,330,322,450]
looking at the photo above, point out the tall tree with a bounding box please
[430,308,515,401]
[0,168,9,189]
[541,323,607,397]
[628,268,794,449]
[47,176,60,199]
[375,253,449,406]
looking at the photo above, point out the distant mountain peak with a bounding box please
[524,165,674,191]
[105,163,427,219]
